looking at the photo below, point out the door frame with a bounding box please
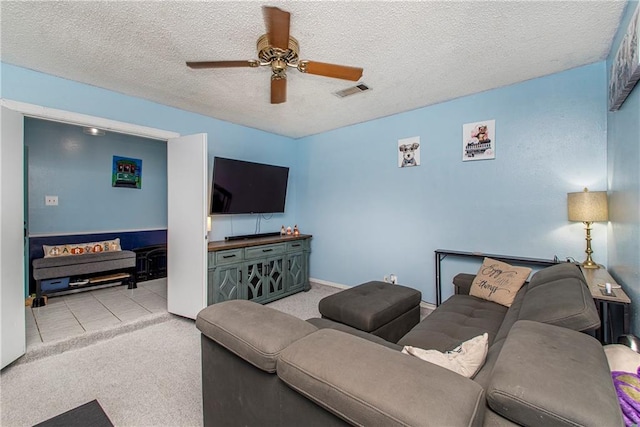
[1,99,179,140]
[0,98,205,364]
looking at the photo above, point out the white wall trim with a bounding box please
[28,228,168,238]
[420,301,436,311]
[310,277,436,310]
[309,277,350,289]
[0,99,180,140]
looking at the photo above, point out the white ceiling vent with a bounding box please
[334,83,371,98]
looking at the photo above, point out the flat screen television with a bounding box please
[210,157,289,215]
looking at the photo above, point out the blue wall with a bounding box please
[298,63,608,303]
[1,59,617,307]
[1,63,299,240]
[607,0,640,335]
[25,117,168,234]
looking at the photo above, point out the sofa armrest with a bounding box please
[453,273,476,295]
[196,300,317,373]
[278,329,485,427]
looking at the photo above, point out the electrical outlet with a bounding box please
[390,274,397,284]
[45,195,58,206]
[383,275,389,283]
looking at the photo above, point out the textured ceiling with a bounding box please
[1,1,626,139]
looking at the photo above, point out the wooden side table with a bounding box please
[580,266,631,344]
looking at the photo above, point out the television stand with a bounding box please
[208,234,312,305]
[225,232,281,241]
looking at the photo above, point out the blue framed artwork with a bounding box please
[112,156,142,189]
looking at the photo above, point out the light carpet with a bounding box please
[0,283,340,427]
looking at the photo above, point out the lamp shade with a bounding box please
[567,188,608,222]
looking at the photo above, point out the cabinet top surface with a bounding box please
[580,265,631,304]
[208,234,312,251]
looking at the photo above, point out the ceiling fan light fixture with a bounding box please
[271,59,288,74]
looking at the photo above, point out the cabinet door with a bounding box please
[245,256,286,302]
[286,252,306,292]
[266,257,285,299]
[245,260,267,303]
[212,264,242,304]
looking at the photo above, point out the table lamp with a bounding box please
[567,188,608,269]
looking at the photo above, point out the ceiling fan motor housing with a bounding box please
[257,34,299,66]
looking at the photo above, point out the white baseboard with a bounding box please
[421,301,436,311]
[309,277,350,290]
[309,277,436,311]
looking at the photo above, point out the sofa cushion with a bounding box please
[527,262,585,289]
[487,320,623,427]
[517,276,600,331]
[32,250,136,280]
[398,294,507,351]
[196,300,317,373]
[470,258,532,307]
[306,317,403,351]
[278,329,486,427]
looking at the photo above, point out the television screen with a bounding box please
[210,157,289,214]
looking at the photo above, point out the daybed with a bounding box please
[196,262,624,426]
[33,246,136,305]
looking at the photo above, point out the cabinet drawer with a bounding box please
[212,248,244,265]
[286,240,307,252]
[245,243,285,259]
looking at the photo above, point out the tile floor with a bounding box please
[26,278,167,348]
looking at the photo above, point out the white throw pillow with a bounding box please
[402,333,489,378]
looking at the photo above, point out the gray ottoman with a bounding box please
[318,281,421,343]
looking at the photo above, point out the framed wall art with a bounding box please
[609,5,640,111]
[462,120,495,161]
[398,136,421,168]
[112,156,142,189]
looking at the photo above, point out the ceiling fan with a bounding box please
[186,6,364,104]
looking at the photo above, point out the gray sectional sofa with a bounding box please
[195,263,624,426]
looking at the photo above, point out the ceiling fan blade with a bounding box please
[186,60,257,69]
[299,61,363,81]
[263,6,290,50]
[271,77,287,104]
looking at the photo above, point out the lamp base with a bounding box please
[581,260,601,269]
[580,221,601,269]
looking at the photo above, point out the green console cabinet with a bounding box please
[207,235,311,305]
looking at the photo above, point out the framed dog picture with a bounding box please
[398,136,421,168]
[462,120,496,161]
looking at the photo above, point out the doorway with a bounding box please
[1,99,208,368]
